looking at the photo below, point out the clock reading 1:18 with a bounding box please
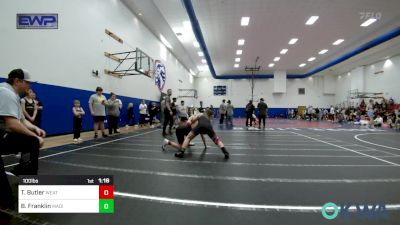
[98,178,110,184]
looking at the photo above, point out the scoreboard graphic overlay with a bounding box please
[18,175,114,213]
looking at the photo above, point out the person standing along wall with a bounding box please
[162,89,173,136]
[171,97,178,128]
[32,91,43,128]
[125,103,134,127]
[257,98,268,129]
[88,87,108,138]
[160,96,166,125]
[219,99,227,125]
[245,100,255,127]
[20,90,37,126]
[72,100,85,143]
[139,99,148,127]
[149,102,158,128]
[226,100,234,126]
[107,93,121,134]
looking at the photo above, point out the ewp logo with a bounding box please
[17,14,58,29]
[322,202,388,220]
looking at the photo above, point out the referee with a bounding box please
[0,69,45,209]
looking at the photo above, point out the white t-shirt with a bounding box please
[139,103,147,115]
[89,94,106,116]
[0,83,24,132]
[374,117,383,125]
[330,107,335,114]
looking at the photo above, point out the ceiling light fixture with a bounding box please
[235,58,241,62]
[308,57,316,61]
[241,17,250,26]
[238,39,245,45]
[273,57,280,62]
[193,41,200,48]
[299,63,306,67]
[236,50,243,55]
[288,38,298,45]
[234,64,239,68]
[198,51,204,57]
[305,16,319,25]
[280,49,288,54]
[268,63,274,67]
[332,39,344,45]
[319,49,328,54]
[361,18,377,27]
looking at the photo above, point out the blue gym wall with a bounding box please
[1,77,302,136]
[0,78,155,136]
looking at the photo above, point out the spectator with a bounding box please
[316,108,321,120]
[219,99,227,124]
[88,87,108,138]
[359,99,366,114]
[245,100,255,127]
[198,101,205,113]
[388,98,396,113]
[307,105,313,121]
[107,93,121,134]
[20,89,37,125]
[226,100,234,126]
[125,103,134,127]
[323,108,328,120]
[329,105,335,121]
[162,89,173,136]
[366,99,375,119]
[395,111,400,130]
[32,91,43,128]
[72,99,85,143]
[115,97,123,132]
[139,99,148,127]
[149,102,158,127]
[160,96,166,125]
[371,114,383,128]
[177,100,188,120]
[171,97,177,127]
[0,69,45,209]
[257,98,268,129]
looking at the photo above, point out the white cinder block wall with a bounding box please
[194,74,336,108]
[335,55,400,106]
[195,54,400,108]
[0,0,194,102]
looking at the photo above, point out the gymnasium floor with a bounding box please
[3,119,400,225]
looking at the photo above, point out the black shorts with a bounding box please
[192,119,216,139]
[176,126,191,144]
[93,116,106,122]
